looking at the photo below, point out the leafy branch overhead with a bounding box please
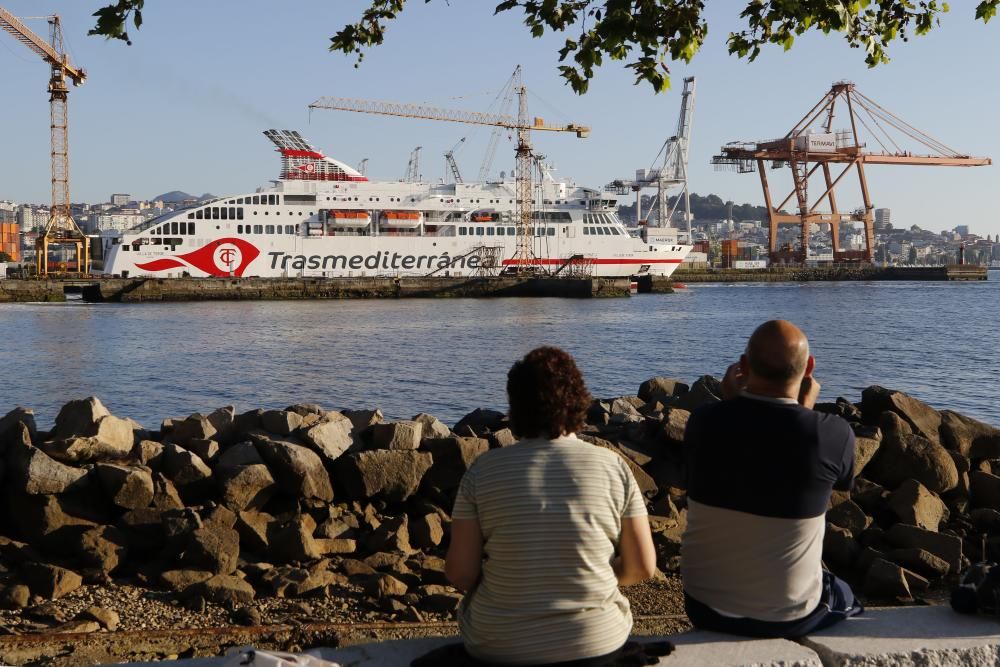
[89,0,998,93]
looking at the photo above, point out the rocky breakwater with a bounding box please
[0,383,996,639]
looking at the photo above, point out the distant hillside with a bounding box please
[618,192,767,222]
[154,191,216,203]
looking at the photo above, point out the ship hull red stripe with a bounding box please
[501,258,683,266]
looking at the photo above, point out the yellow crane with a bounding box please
[310,66,589,271]
[0,7,88,276]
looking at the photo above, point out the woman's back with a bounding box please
[453,435,645,665]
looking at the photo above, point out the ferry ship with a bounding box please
[101,130,691,279]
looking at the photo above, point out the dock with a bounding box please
[0,275,631,303]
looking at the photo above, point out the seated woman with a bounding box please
[444,347,656,666]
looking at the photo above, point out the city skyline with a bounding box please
[0,1,996,235]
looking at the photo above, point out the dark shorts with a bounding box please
[684,570,863,639]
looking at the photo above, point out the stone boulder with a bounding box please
[335,450,433,502]
[970,471,1000,511]
[51,397,135,458]
[867,416,958,494]
[860,386,942,444]
[12,493,98,544]
[886,547,950,580]
[7,425,89,495]
[160,443,213,488]
[410,513,445,549]
[638,377,689,404]
[412,413,451,440]
[299,415,354,464]
[420,437,489,492]
[178,526,240,575]
[169,414,217,446]
[887,479,947,532]
[852,426,882,477]
[22,563,83,600]
[863,558,912,600]
[216,463,276,511]
[267,516,322,563]
[673,376,721,412]
[364,573,408,599]
[40,435,133,465]
[235,510,273,554]
[661,408,690,447]
[343,408,384,432]
[488,428,517,448]
[71,526,128,574]
[253,435,334,502]
[188,574,255,606]
[215,442,264,468]
[369,421,423,451]
[95,463,154,510]
[0,406,36,444]
[365,515,415,555]
[886,523,962,574]
[453,408,505,437]
[826,500,871,535]
[261,409,304,436]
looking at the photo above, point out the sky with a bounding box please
[0,1,997,236]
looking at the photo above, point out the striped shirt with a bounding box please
[452,435,647,665]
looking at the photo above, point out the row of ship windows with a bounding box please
[237,224,298,235]
[583,227,625,236]
[152,222,196,235]
[187,207,314,220]
[458,226,557,237]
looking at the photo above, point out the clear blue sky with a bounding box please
[1,1,996,235]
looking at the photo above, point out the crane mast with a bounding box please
[445,137,466,184]
[0,7,88,276]
[310,67,589,272]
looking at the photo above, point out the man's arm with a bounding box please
[613,516,657,586]
[445,518,483,592]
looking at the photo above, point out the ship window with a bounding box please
[268,195,276,205]
[486,228,494,236]
[228,200,235,205]
[152,238,161,245]
[220,208,228,220]
[121,245,128,252]
[189,223,196,235]
[194,210,202,220]
[458,227,467,235]
[252,196,260,205]
[187,213,193,219]
[265,225,275,234]
[228,207,235,219]
[603,226,612,235]
[237,208,244,220]
[583,228,589,235]
[237,225,243,233]
[171,222,179,234]
[209,207,217,220]
[547,228,555,236]
[253,225,263,234]
[179,222,187,235]
[476,227,485,236]
[285,225,294,234]
[507,227,516,236]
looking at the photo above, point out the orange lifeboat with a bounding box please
[326,209,371,227]
[380,210,423,228]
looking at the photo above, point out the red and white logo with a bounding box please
[134,237,260,277]
[297,163,316,173]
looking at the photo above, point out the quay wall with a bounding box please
[81,276,630,302]
[663,264,987,285]
[0,280,64,303]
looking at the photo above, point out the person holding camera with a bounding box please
[681,319,863,637]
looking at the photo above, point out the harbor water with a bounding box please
[1,279,998,428]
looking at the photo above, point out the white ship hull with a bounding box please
[102,130,691,279]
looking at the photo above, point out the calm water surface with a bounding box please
[1,280,997,428]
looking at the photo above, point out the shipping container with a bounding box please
[793,132,837,153]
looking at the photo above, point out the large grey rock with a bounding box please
[420,436,489,492]
[886,523,962,574]
[453,408,505,437]
[868,415,958,494]
[216,463,276,511]
[369,421,423,451]
[215,441,264,469]
[7,425,88,495]
[299,415,354,464]
[0,407,36,444]
[261,409,304,436]
[826,500,871,535]
[852,427,882,477]
[335,450,433,502]
[22,563,83,600]
[886,547,950,580]
[51,397,135,458]
[188,574,255,606]
[52,397,110,438]
[344,408,384,432]
[638,377,689,403]
[254,435,334,502]
[95,463,154,509]
[861,386,942,444]
[412,413,451,440]
[970,470,1000,511]
[673,376,722,412]
[169,414,217,446]
[12,493,98,542]
[160,443,213,487]
[267,516,322,563]
[802,606,1000,667]
[178,526,240,575]
[887,479,947,532]
[71,526,128,574]
[235,510,273,554]
[864,558,912,600]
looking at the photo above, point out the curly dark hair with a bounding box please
[507,346,591,439]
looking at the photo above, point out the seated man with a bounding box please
[681,319,862,638]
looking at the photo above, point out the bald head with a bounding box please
[745,320,810,385]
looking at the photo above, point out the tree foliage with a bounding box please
[0,251,12,263]
[87,0,998,93]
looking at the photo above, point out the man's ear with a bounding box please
[804,355,815,378]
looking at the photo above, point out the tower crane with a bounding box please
[444,137,466,184]
[310,66,589,271]
[607,76,696,238]
[404,146,422,182]
[0,7,88,276]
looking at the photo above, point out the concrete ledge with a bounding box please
[802,606,1000,666]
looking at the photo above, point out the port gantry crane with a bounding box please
[309,66,589,272]
[0,7,88,276]
[444,137,466,184]
[712,81,991,264]
[607,76,697,238]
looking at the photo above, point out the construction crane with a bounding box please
[607,77,696,238]
[310,66,589,270]
[404,146,422,182]
[444,137,466,184]
[712,81,991,264]
[0,7,88,276]
[357,158,368,176]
